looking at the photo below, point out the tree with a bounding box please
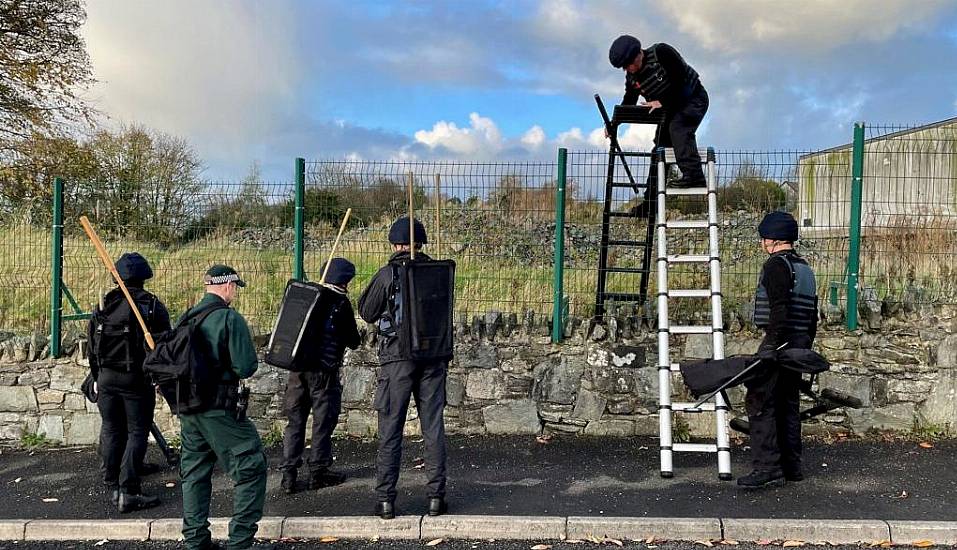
[0,0,96,150]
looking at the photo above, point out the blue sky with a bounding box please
[82,0,957,181]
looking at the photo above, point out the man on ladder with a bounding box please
[608,35,710,217]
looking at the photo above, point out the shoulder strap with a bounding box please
[772,254,796,290]
[179,302,228,330]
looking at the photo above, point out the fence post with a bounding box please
[551,148,568,343]
[50,177,64,358]
[846,122,865,330]
[294,157,305,281]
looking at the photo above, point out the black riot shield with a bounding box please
[264,279,323,370]
[393,258,455,362]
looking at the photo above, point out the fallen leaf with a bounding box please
[370,536,379,542]
[892,490,909,499]
[880,542,893,548]
[565,540,583,544]
[319,536,339,543]
[531,545,552,550]
[869,540,892,547]
[41,498,58,502]
[646,536,656,544]
[414,463,425,469]
[648,546,659,549]
[912,541,934,548]
[165,482,176,488]
[695,540,715,547]
[426,538,445,546]
[757,539,773,546]
[720,540,740,546]
[94,540,109,547]
[605,538,624,547]
[536,434,553,444]
[919,442,933,449]
[13,477,21,483]
[782,541,806,547]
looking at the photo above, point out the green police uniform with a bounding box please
[179,268,266,550]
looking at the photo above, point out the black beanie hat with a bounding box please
[321,257,356,286]
[609,35,642,68]
[388,216,428,245]
[115,252,153,283]
[758,211,799,242]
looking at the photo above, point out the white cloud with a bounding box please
[414,113,504,156]
[521,125,547,150]
[656,0,953,54]
[83,0,301,170]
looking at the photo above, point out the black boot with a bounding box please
[281,470,297,495]
[736,469,786,488]
[670,176,707,188]
[784,469,804,482]
[628,199,653,219]
[374,501,395,520]
[428,497,448,517]
[309,469,345,489]
[117,491,160,513]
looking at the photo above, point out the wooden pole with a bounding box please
[434,173,441,254]
[408,172,415,260]
[79,216,155,350]
[319,208,352,284]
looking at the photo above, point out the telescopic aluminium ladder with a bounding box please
[654,146,733,480]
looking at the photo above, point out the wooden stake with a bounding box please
[408,172,415,260]
[319,208,352,284]
[79,216,155,350]
[434,173,441,254]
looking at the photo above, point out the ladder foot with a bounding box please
[660,471,674,479]
[719,473,733,481]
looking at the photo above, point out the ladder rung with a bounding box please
[608,239,649,247]
[673,443,718,453]
[673,402,716,413]
[604,266,650,274]
[669,325,713,334]
[665,220,709,229]
[611,182,643,189]
[667,254,711,263]
[664,187,709,196]
[668,289,710,298]
[601,292,643,301]
[608,211,641,218]
[659,147,714,164]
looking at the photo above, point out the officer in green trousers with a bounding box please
[179,265,266,550]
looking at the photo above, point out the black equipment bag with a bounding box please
[680,348,830,398]
[143,302,227,415]
[91,289,156,372]
[264,280,323,370]
[392,258,455,362]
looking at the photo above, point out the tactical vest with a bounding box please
[627,44,700,101]
[753,253,817,335]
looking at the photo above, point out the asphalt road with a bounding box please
[0,435,951,521]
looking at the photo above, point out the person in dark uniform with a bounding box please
[280,257,361,494]
[739,212,818,488]
[89,252,170,512]
[178,265,267,550]
[358,217,448,520]
[608,35,709,217]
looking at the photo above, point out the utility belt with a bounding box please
[209,382,250,421]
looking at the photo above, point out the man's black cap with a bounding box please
[609,35,642,68]
[115,252,153,283]
[204,264,246,287]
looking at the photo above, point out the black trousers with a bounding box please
[96,370,155,494]
[280,370,342,474]
[645,86,710,196]
[744,336,810,474]
[374,360,447,502]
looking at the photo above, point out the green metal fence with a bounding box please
[2,125,956,353]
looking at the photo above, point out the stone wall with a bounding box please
[2,298,956,445]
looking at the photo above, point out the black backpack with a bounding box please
[91,289,157,372]
[389,258,455,362]
[143,302,227,415]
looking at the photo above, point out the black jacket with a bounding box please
[88,285,171,390]
[294,284,361,370]
[358,250,432,365]
[622,43,703,110]
[759,250,817,349]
